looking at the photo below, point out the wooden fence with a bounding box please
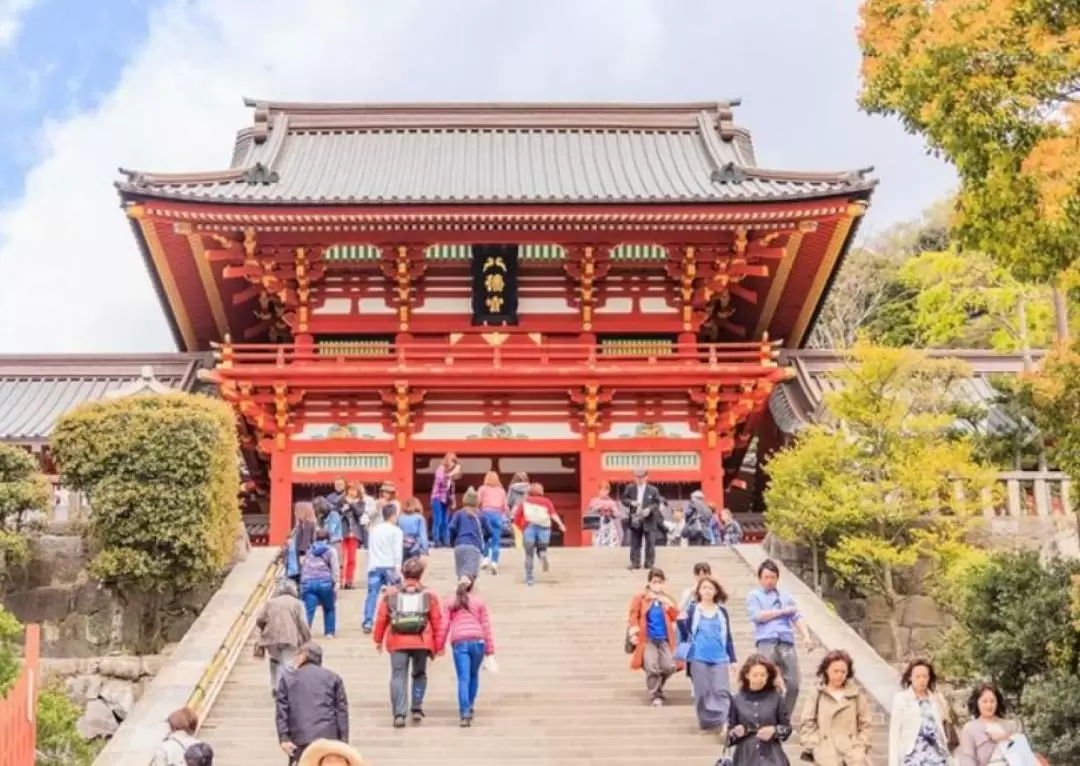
[0,624,40,766]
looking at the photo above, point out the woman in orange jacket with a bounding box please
[626,567,682,707]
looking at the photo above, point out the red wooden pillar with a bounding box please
[576,446,602,547]
[269,448,293,546]
[700,442,725,509]
[392,446,414,501]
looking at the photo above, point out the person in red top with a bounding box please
[372,557,444,728]
[511,482,567,586]
[435,575,497,727]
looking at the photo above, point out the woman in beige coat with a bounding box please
[799,649,874,766]
[255,578,311,694]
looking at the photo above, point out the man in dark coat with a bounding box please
[275,642,349,764]
[620,468,665,570]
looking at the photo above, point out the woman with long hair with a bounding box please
[681,576,737,735]
[397,496,429,561]
[958,683,1016,766]
[435,575,496,727]
[505,471,530,549]
[431,452,459,548]
[449,487,486,579]
[587,480,622,548]
[477,471,508,575]
[889,659,954,766]
[286,502,318,586]
[799,649,873,766]
[339,482,365,589]
[727,654,792,766]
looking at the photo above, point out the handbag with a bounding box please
[940,695,961,752]
[800,690,823,762]
[674,641,692,662]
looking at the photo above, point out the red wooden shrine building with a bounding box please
[116,100,876,547]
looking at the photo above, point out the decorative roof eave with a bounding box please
[120,193,874,233]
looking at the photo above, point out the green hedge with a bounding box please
[51,394,240,593]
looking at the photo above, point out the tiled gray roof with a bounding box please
[771,349,1045,436]
[117,101,876,205]
[0,354,206,443]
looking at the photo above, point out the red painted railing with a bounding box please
[214,341,781,370]
[0,625,40,766]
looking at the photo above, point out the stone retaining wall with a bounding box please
[40,655,165,740]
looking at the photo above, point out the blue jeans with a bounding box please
[480,510,504,564]
[452,640,485,717]
[301,580,336,636]
[363,567,399,628]
[431,498,450,547]
[523,524,551,582]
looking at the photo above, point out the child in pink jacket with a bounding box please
[436,576,496,727]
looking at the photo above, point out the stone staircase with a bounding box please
[198,547,888,766]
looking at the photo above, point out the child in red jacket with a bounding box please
[511,483,567,586]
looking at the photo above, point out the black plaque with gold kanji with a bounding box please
[471,244,519,326]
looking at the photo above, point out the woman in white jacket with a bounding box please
[889,659,955,766]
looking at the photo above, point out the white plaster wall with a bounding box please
[594,297,633,314]
[518,296,576,314]
[312,298,352,315]
[356,297,396,315]
[412,421,578,440]
[414,455,574,476]
[599,421,698,439]
[293,423,391,440]
[413,297,472,314]
[639,297,677,314]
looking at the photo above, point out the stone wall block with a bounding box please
[98,656,145,681]
[76,699,119,739]
[98,678,136,721]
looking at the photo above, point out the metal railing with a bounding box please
[188,554,282,723]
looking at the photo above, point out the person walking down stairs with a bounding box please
[254,579,311,695]
[275,642,350,765]
[449,487,486,579]
[679,575,737,735]
[798,649,873,766]
[436,575,497,727]
[300,530,340,639]
[626,567,680,708]
[372,557,445,728]
[362,504,404,633]
[726,654,793,766]
[511,483,567,586]
[747,559,813,719]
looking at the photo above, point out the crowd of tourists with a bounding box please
[145,455,1047,766]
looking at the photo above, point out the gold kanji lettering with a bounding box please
[483,256,507,272]
[486,295,504,312]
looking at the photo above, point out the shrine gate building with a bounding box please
[117,100,876,546]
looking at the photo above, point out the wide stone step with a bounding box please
[197,547,888,766]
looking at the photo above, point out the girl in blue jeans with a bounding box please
[436,576,496,727]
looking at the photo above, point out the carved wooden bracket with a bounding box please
[379,245,427,332]
[568,382,613,448]
[380,381,425,449]
[219,378,303,454]
[563,245,612,331]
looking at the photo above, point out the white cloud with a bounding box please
[0,0,36,48]
[0,0,955,353]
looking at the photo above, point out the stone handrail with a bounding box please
[733,543,900,715]
[93,548,281,766]
[992,471,1072,518]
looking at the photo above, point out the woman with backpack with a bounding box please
[299,528,340,639]
[372,557,445,728]
[436,575,497,727]
[511,483,567,586]
[398,497,429,561]
[151,707,201,766]
[449,487,486,579]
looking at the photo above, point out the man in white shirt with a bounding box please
[362,505,404,633]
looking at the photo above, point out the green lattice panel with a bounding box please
[325,244,381,261]
[520,244,566,261]
[292,453,392,473]
[602,452,701,472]
[610,244,668,261]
[316,340,391,357]
[425,244,471,260]
[599,339,675,356]
[423,244,566,261]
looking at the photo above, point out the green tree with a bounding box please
[858,0,1080,333]
[764,429,864,594]
[0,605,22,695]
[767,344,994,657]
[36,686,98,766]
[51,394,240,652]
[0,444,51,590]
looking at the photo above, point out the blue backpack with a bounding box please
[300,548,333,583]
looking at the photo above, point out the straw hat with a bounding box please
[298,739,366,766]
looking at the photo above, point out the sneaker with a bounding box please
[526,577,535,586]
[481,558,491,571]
[393,716,406,729]
[540,554,550,573]
[411,709,425,724]
[651,698,663,708]
[490,562,498,576]
[362,624,372,634]
[459,717,471,728]
[324,634,335,640]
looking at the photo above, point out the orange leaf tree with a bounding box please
[858,0,1080,288]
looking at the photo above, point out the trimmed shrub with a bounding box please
[51,394,240,595]
[0,443,51,587]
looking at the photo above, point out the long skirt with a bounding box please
[690,661,730,730]
[454,544,483,579]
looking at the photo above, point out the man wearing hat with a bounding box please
[620,468,664,570]
[297,739,366,766]
[276,642,349,764]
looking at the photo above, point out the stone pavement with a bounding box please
[199,546,889,766]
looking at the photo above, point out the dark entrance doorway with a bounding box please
[414,453,581,546]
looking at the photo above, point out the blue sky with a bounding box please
[0,0,957,353]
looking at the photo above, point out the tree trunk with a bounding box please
[811,542,822,597]
[1017,296,1034,371]
[1052,286,1070,342]
[882,565,905,660]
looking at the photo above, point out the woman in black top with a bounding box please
[727,653,792,766]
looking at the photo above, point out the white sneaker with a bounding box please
[490,562,499,575]
[481,558,491,571]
